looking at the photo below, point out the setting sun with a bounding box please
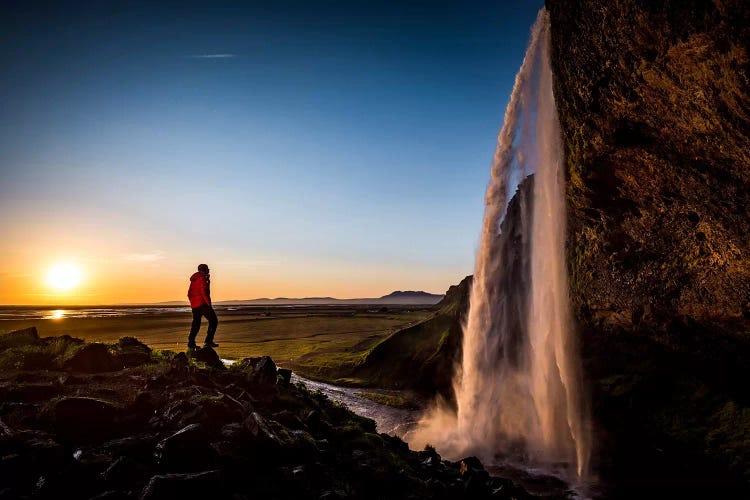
[46,263,82,291]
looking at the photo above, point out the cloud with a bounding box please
[124,251,165,263]
[189,53,236,59]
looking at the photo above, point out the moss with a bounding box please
[706,401,750,478]
[0,335,84,370]
[355,391,418,410]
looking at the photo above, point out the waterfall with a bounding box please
[412,8,591,480]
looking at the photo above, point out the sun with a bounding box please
[46,263,82,291]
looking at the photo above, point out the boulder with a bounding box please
[125,392,158,423]
[0,327,38,350]
[154,423,213,467]
[64,343,121,373]
[459,456,486,477]
[199,394,244,425]
[235,356,277,385]
[113,337,152,367]
[170,352,189,372]
[162,399,206,429]
[101,434,157,459]
[193,347,225,370]
[458,456,490,496]
[139,470,223,499]
[101,456,145,485]
[277,368,292,386]
[6,383,60,403]
[50,397,120,443]
[243,412,282,446]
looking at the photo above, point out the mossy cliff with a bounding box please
[547,0,750,323]
[545,0,750,494]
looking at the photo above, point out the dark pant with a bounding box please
[188,305,218,346]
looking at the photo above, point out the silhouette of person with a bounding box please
[187,263,219,350]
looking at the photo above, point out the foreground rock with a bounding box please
[0,329,534,499]
[64,343,122,373]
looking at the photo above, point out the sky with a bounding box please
[0,0,542,305]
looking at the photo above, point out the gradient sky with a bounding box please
[1,0,542,305]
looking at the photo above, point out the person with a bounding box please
[187,263,219,350]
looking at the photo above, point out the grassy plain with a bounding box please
[0,307,432,383]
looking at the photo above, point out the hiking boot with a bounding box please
[204,342,219,348]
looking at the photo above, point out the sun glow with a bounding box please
[46,310,66,320]
[46,263,82,291]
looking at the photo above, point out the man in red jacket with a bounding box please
[187,263,219,350]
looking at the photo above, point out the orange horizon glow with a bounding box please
[0,253,456,306]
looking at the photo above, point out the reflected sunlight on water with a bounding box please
[45,309,66,320]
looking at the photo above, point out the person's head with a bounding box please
[197,263,210,274]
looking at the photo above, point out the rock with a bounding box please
[6,383,60,403]
[113,337,152,367]
[162,399,207,429]
[200,394,243,425]
[243,412,282,446]
[235,356,277,385]
[459,456,484,476]
[90,491,129,500]
[0,327,38,350]
[193,347,226,370]
[272,410,306,430]
[101,456,144,485]
[219,422,245,441]
[64,343,122,373]
[23,437,66,469]
[277,368,292,386]
[139,470,223,499]
[154,423,213,467]
[170,352,189,372]
[458,457,490,497]
[126,392,157,422]
[50,397,121,443]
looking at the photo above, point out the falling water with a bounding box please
[412,9,591,480]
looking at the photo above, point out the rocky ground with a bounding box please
[0,327,536,500]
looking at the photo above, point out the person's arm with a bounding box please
[200,276,212,306]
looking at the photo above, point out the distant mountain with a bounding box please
[215,291,443,306]
[375,291,444,304]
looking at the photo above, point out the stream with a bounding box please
[291,374,594,499]
[222,360,591,498]
[290,374,422,438]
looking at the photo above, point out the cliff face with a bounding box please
[546,0,750,492]
[547,0,750,325]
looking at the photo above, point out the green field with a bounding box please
[0,307,432,383]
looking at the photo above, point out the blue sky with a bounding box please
[0,1,542,303]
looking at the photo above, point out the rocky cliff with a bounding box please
[546,0,750,494]
[547,0,750,325]
[0,327,531,500]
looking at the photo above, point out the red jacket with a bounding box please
[187,272,211,308]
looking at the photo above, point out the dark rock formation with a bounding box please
[547,0,750,325]
[113,337,152,367]
[64,343,122,373]
[352,275,471,400]
[234,355,278,385]
[0,326,38,350]
[192,346,225,370]
[545,0,750,494]
[0,334,529,499]
[140,470,223,499]
[48,397,121,443]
